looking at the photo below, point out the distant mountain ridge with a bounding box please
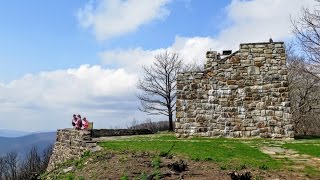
[0,131,56,157]
[0,129,31,137]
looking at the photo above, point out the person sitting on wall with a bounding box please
[75,114,82,130]
[81,117,89,130]
[72,114,77,129]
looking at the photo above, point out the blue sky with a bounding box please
[0,0,229,82]
[0,0,316,131]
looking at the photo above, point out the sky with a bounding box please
[0,0,317,132]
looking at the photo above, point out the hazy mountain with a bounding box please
[0,129,31,137]
[0,131,56,158]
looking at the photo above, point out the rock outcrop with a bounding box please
[46,129,96,172]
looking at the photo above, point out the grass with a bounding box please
[282,139,320,157]
[303,166,320,178]
[98,135,281,170]
[41,150,93,179]
[151,156,161,180]
[42,134,320,179]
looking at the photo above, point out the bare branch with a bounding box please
[137,51,184,131]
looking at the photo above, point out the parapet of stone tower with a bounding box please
[175,41,293,138]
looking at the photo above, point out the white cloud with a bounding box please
[218,0,318,48]
[100,0,318,70]
[3,65,137,105]
[77,0,170,40]
[100,36,219,72]
[0,65,139,131]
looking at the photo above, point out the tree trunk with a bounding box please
[169,112,173,131]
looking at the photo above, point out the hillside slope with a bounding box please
[0,131,56,157]
[0,129,30,137]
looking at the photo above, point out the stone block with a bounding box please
[260,132,272,138]
[274,127,283,134]
[176,111,184,118]
[275,111,283,117]
[264,49,273,54]
[256,102,266,110]
[241,60,251,65]
[268,120,277,126]
[209,130,221,136]
[245,127,257,131]
[274,43,283,48]
[232,131,242,137]
[220,64,231,69]
[284,125,294,131]
[248,66,260,75]
[227,80,236,85]
[287,131,294,138]
[230,56,241,64]
[254,57,266,61]
[241,45,249,49]
[243,131,251,137]
[233,124,242,131]
[251,129,260,136]
[272,133,283,138]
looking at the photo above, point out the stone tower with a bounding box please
[175,41,294,138]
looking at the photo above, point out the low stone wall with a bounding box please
[46,129,93,171]
[91,129,153,138]
[47,128,153,172]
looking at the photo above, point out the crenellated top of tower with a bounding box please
[204,41,285,70]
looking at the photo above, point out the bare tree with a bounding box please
[137,52,183,131]
[292,5,320,77]
[40,144,53,173]
[0,156,7,180]
[18,144,53,180]
[289,4,320,136]
[287,51,320,135]
[5,152,18,180]
[19,146,41,179]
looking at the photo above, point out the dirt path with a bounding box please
[260,145,320,170]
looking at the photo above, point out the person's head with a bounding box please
[73,114,76,117]
[83,117,87,121]
[77,114,81,118]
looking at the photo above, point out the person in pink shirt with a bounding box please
[82,117,89,130]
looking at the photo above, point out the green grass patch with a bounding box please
[283,141,320,157]
[152,156,161,180]
[120,175,129,180]
[303,166,320,178]
[99,136,281,170]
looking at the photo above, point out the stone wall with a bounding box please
[46,129,95,171]
[175,41,294,138]
[47,128,152,171]
[91,129,153,138]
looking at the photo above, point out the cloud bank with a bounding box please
[77,0,171,40]
[0,65,139,131]
[100,0,318,69]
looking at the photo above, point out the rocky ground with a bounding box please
[44,150,308,180]
[43,135,320,180]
